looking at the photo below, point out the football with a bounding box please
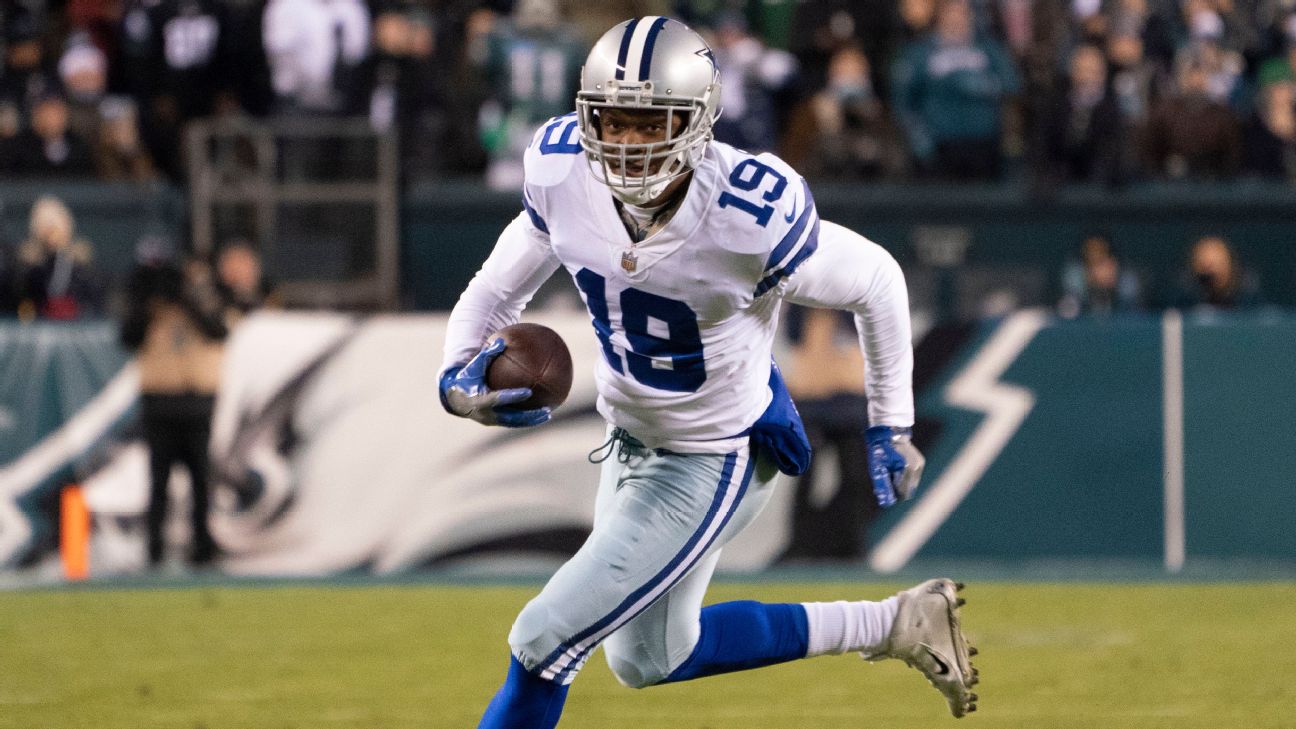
[485,323,574,410]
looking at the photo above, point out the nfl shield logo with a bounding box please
[621,250,638,273]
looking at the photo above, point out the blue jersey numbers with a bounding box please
[575,268,706,393]
[537,115,581,155]
[716,158,787,227]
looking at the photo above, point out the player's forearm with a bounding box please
[855,262,914,427]
[440,214,560,372]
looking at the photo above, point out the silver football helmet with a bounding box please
[576,17,722,205]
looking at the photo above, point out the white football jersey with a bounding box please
[521,113,818,452]
[442,113,914,454]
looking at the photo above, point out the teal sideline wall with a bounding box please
[874,312,1296,561]
[3,181,1294,310]
[3,315,1293,564]
[402,181,1296,311]
[0,182,185,282]
[1181,318,1296,557]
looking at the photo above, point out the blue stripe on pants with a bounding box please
[537,451,753,683]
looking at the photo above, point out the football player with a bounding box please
[439,17,978,728]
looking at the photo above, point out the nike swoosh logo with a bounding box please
[784,206,796,223]
[924,647,951,676]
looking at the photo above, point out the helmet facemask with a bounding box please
[576,80,720,206]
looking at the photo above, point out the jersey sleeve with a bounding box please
[751,153,821,299]
[441,113,584,373]
[781,221,914,427]
[518,112,582,238]
[439,212,562,374]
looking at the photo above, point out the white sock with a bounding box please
[802,596,899,657]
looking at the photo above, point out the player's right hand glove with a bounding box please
[439,339,551,428]
[750,361,812,476]
[866,426,925,508]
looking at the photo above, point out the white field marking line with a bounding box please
[0,363,138,565]
[1162,309,1185,573]
[870,310,1047,573]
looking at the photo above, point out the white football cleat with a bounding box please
[862,578,979,718]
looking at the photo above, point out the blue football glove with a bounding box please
[750,361,812,476]
[439,338,551,428]
[866,425,926,508]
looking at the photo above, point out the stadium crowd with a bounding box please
[0,0,1292,184]
[0,0,1290,319]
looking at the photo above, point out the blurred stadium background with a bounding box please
[1,0,1294,725]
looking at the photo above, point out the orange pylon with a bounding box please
[60,485,90,581]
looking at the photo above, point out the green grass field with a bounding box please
[2,581,1294,728]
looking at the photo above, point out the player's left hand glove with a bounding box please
[439,339,551,428]
[866,425,925,508]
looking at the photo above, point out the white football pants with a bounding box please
[507,431,779,687]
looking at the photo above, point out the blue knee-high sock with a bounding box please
[477,656,569,729]
[661,601,809,683]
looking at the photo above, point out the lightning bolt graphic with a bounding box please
[870,310,1047,573]
[0,364,138,566]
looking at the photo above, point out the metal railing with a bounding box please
[186,117,400,309]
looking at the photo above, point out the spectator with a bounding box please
[475,0,585,189]
[781,44,907,179]
[263,0,370,114]
[1070,0,1109,48]
[896,0,938,43]
[94,96,157,181]
[14,196,103,320]
[57,31,108,144]
[0,5,55,109]
[0,98,20,145]
[1139,48,1242,179]
[215,239,275,315]
[1175,11,1247,110]
[1177,0,1261,61]
[1038,43,1126,184]
[995,0,1036,60]
[1242,59,1296,180]
[413,2,496,177]
[898,0,938,42]
[1256,8,1296,60]
[1057,234,1142,318]
[710,12,800,154]
[1106,29,1163,128]
[1285,14,1296,71]
[154,0,233,119]
[217,0,275,117]
[364,2,442,177]
[786,0,900,92]
[65,0,123,56]
[1171,234,1263,310]
[778,306,879,561]
[0,88,97,176]
[890,0,1021,179]
[1106,0,1177,72]
[120,0,236,178]
[120,238,229,568]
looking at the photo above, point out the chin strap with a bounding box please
[610,180,672,207]
[613,182,689,241]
